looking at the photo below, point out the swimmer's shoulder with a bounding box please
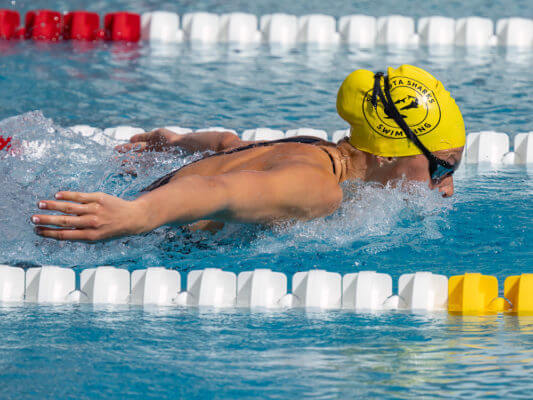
[273,139,343,183]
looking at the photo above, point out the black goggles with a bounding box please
[371,72,459,184]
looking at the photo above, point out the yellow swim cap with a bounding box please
[337,65,465,157]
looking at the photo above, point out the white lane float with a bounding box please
[141,11,183,43]
[331,129,349,143]
[241,128,285,141]
[291,270,342,309]
[0,265,25,302]
[130,267,180,306]
[464,131,509,164]
[219,13,261,44]
[338,15,377,47]
[496,18,533,48]
[182,12,220,43]
[80,266,130,304]
[397,272,448,311]
[237,269,287,308]
[377,16,418,46]
[514,132,533,165]
[418,16,455,46]
[342,271,392,311]
[297,14,339,45]
[455,17,496,47]
[260,14,299,45]
[175,268,236,307]
[25,266,76,303]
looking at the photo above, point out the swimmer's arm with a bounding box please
[32,165,342,241]
[173,130,250,152]
[116,129,249,153]
[136,165,343,230]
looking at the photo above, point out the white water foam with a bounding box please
[251,179,453,256]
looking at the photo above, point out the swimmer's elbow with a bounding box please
[216,132,243,152]
[289,182,343,220]
[314,185,343,218]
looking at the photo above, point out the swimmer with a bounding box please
[32,65,465,241]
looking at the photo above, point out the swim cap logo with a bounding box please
[362,76,441,139]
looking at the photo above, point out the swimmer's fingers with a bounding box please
[32,214,98,229]
[114,142,148,153]
[130,132,152,143]
[33,192,139,242]
[130,129,180,150]
[36,200,93,215]
[130,129,174,143]
[53,191,104,204]
[34,227,100,242]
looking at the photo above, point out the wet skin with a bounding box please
[31,129,463,241]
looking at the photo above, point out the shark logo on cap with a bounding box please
[362,76,442,140]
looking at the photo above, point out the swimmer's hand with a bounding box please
[114,128,180,153]
[31,161,343,241]
[115,128,245,154]
[31,191,147,241]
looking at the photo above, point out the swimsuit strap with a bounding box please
[211,136,323,157]
[142,136,334,192]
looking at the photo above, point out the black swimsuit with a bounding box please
[142,136,337,192]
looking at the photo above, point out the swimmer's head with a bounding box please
[336,64,465,157]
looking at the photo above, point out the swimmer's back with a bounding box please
[143,136,341,192]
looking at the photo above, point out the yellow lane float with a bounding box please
[504,274,533,314]
[448,273,509,315]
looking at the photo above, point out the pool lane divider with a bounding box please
[0,265,532,314]
[2,125,533,165]
[0,10,532,48]
[0,9,140,42]
[2,125,532,166]
[70,125,533,166]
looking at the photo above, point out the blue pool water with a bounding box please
[1,0,533,398]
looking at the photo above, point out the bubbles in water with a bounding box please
[251,179,453,256]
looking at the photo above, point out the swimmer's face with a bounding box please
[372,147,464,197]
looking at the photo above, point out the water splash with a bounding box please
[0,111,195,268]
[252,179,453,256]
[0,112,454,270]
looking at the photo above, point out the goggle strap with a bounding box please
[371,71,384,108]
[372,73,454,171]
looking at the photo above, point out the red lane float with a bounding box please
[0,135,12,152]
[64,11,102,41]
[0,9,140,42]
[25,10,62,41]
[104,12,140,41]
[0,9,21,39]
